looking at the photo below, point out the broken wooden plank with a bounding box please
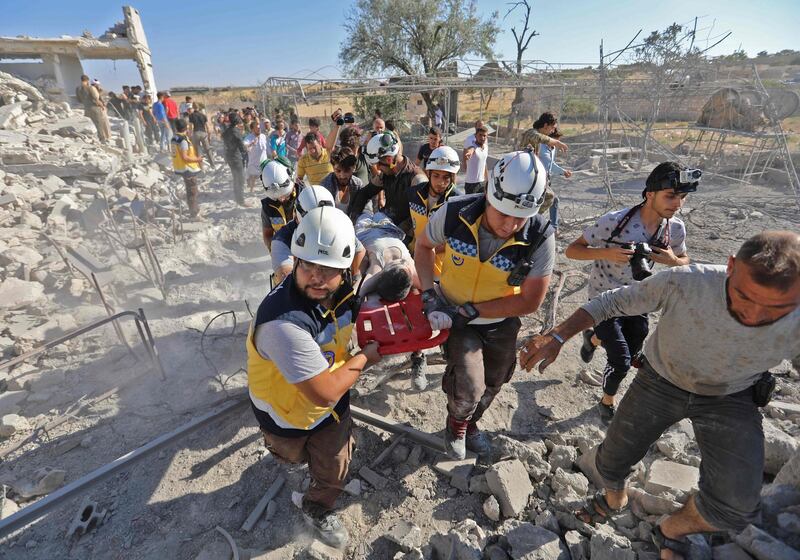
[370,434,407,469]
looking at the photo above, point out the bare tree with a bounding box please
[339,0,499,117]
[502,1,538,137]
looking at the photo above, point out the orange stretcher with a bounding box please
[356,291,449,355]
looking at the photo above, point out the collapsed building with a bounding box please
[0,6,156,102]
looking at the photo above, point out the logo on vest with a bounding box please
[451,254,464,266]
[322,350,335,367]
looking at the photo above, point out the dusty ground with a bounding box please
[0,139,798,559]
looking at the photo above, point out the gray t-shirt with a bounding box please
[425,198,555,278]
[583,207,686,298]
[582,264,800,396]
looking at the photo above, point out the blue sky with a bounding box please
[1,0,797,92]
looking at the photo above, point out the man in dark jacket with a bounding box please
[222,113,248,205]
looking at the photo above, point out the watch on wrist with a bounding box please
[459,302,480,321]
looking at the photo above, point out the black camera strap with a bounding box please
[605,203,670,248]
[507,218,554,286]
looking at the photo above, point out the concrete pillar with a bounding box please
[123,6,157,98]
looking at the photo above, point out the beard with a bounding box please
[302,284,336,303]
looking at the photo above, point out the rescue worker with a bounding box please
[414,149,556,459]
[170,118,204,219]
[271,185,365,286]
[247,206,382,548]
[260,159,298,252]
[405,145,459,390]
[347,132,427,240]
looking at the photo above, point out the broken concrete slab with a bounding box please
[0,102,24,129]
[385,520,422,552]
[645,459,699,496]
[548,444,578,471]
[0,414,31,438]
[0,245,43,267]
[565,530,588,560]
[627,487,682,516]
[501,520,569,559]
[764,421,800,475]
[486,459,533,518]
[0,278,45,309]
[0,496,19,520]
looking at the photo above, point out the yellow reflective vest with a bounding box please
[260,189,297,233]
[171,133,200,174]
[247,277,357,431]
[439,195,552,306]
[408,181,455,276]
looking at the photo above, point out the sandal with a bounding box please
[652,525,691,559]
[575,491,628,526]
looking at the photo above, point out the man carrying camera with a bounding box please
[519,231,800,558]
[565,162,693,423]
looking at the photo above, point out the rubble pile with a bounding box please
[0,72,183,492]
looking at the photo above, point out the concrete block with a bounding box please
[343,479,361,496]
[385,520,422,552]
[0,246,43,267]
[712,542,757,559]
[0,391,28,416]
[0,103,24,129]
[502,520,569,559]
[735,524,800,560]
[358,466,388,490]
[0,414,31,437]
[645,459,699,495]
[764,421,800,475]
[565,530,588,560]
[486,459,533,518]
[548,444,578,471]
[627,487,682,516]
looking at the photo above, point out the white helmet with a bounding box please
[487,150,547,218]
[296,185,335,219]
[426,145,460,174]
[291,206,356,269]
[261,160,294,200]
[364,132,400,166]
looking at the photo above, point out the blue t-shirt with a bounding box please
[152,101,167,121]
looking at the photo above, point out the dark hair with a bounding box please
[533,112,557,130]
[304,132,319,144]
[375,262,412,302]
[250,121,260,132]
[549,127,563,139]
[475,125,488,134]
[428,127,441,137]
[645,161,683,191]
[228,114,242,127]
[308,117,320,128]
[80,74,89,82]
[174,118,188,133]
[331,147,357,169]
[385,119,396,132]
[341,134,361,153]
[736,231,800,291]
[374,109,383,118]
[186,96,192,101]
[122,85,130,90]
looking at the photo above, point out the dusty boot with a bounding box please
[410,352,428,390]
[301,501,349,548]
[444,415,468,460]
[466,421,492,456]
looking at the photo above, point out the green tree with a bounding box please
[339,0,499,117]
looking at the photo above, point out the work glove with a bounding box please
[422,288,469,330]
[428,311,453,331]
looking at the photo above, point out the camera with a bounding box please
[343,112,355,124]
[679,169,702,184]
[623,242,654,281]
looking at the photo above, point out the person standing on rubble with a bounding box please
[404,145,459,391]
[153,92,172,152]
[566,162,693,424]
[163,91,179,131]
[415,149,555,459]
[186,105,216,169]
[76,75,110,144]
[247,205,381,548]
[222,113,248,206]
[171,118,204,220]
[520,231,800,558]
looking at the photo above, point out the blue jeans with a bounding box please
[158,122,172,152]
[548,195,560,229]
[596,362,763,531]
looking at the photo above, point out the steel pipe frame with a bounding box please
[0,400,445,538]
[0,309,166,381]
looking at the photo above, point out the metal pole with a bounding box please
[0,397,249,537]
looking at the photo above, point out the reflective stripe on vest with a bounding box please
[246,286,355,430]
